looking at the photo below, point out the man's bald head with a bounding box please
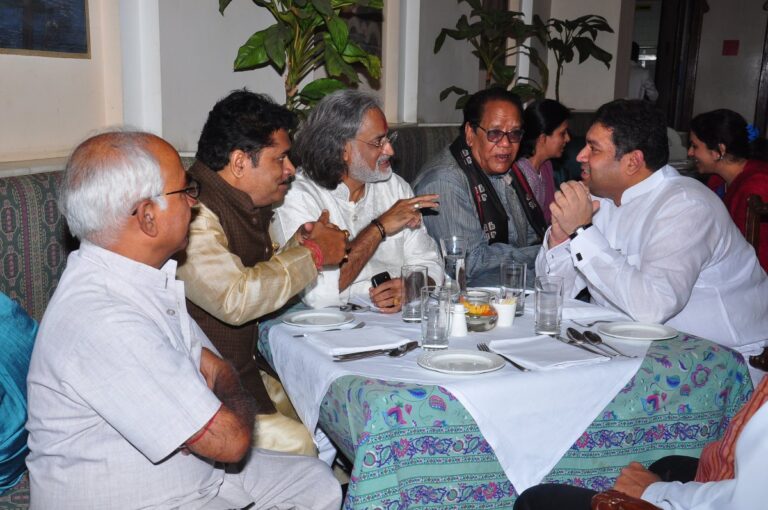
[60,131,168,246]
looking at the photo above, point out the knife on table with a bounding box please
[553,334,610,358]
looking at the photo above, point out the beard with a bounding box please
[348,147,392,183]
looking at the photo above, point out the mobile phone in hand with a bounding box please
[371,271,392,288]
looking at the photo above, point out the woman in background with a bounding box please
[689,108,768,271]
[513,99,570,226]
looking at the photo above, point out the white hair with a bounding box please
[59,131,168,246]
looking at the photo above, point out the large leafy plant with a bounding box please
[219,0,382,114]
[434,0,548,109]
[534,14,614,102]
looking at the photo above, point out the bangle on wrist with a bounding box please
[186,407,220,447]
[371,218,386,240]
[569,222,593,240]
[301,239,324,269]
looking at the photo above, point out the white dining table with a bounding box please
[267,298,645,492]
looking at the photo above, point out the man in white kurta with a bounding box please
[26,131,340,509]
[272,90,442,310]
[536,99,768,356]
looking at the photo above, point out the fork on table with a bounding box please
[477,342,529,372]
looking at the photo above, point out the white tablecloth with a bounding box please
[268,300,646,492]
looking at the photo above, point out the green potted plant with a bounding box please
[219,0,382,114]
[433,0,548,109]
[534,14,614,102]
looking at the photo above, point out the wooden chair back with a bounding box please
[592,490,661,510]
[745,194,768,255]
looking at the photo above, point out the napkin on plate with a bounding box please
[562,299,628,321]
[304,326,410,356]
[489,336,609,371]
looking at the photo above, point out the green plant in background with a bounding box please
[220,0,382,114]
[534,14,614,102]
[434,0,548,110]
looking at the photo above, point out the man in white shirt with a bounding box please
[272,90,443,310]
[26,131,340,509]
[536,99,768,358]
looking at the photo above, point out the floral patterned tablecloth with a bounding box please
[259,316,752,510]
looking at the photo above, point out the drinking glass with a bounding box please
[421,286,452,350]
[440,236,467,300]
[401,265,428,323]
[534,276,564,335]
[500,261,527,316]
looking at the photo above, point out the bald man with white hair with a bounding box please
[26,131,341,510]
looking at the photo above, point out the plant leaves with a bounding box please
[218,0,232,15]
[311,0,333,17]
[263,24,290,71]
[439,85,468,102]
[299,78,347,100]
[324,43,358,81]
[234,30,270,71]
[326,15,349,50]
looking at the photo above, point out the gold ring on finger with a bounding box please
[342,229,350,239]
[413,202,420,210]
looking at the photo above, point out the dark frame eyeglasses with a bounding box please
[355,131,399,150]
[131,178,200,215]
[474,125,525,144]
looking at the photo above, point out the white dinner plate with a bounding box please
[417,349,505,375]
[282,310,355,328]
[597,322,678,341]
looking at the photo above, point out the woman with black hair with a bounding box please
[513,99,571,227]
[689,108,768,271]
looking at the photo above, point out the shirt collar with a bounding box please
[620,164,677,205]
[78,241,177,290]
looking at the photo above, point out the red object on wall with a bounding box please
[722,40,739,56]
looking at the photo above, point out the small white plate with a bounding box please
[282,310,355,328]
[598,322,678,341]
[417,349,505,375]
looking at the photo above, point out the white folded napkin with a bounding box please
[305,326,410,356]
[562,299,628,321]
[489,336,609,370]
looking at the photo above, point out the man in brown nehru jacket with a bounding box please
[177,89,347,458]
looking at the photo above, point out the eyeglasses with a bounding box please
[163,178,201,199]
[474,125,525,144]
[131,178,200,215]
[355,131,398,150]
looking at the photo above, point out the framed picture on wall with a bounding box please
[0,0,90,58]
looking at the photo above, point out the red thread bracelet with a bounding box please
[302,239,324,269]
[186,407,221,447]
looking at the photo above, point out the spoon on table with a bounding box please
[583,330,637,358]
[293,321,366,338]
[565,328,615,358]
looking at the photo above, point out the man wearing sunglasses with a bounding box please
[272,90,443,311]
[176,90,348,460]
[414,87,541,286]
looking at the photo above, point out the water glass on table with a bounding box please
[500,261,527,317]
[421,285,452,350]
[534,275,564,335]
[439,236,467,299]
[401,264,428,323]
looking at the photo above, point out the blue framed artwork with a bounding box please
[0,0,90,58]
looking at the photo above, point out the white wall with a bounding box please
[692,0,767,121]
[0,0,123,162]
[415,0,478,124]
[158,0,286,153]
[546,0,635,110]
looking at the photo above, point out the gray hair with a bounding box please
[294,89,380,189]
[60,131,167,246]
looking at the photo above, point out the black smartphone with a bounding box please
[370,271,392,288]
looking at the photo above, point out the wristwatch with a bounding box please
[569,223,593,240]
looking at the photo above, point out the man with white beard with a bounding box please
[272,90,443,310]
